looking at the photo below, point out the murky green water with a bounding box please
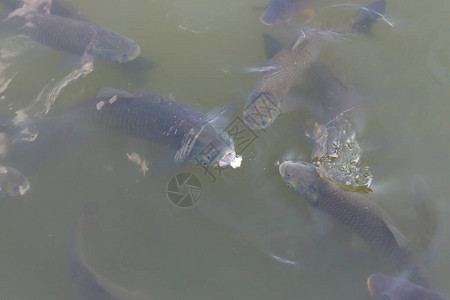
[0,0,450,299]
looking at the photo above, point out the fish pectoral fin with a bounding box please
[351,234,371,253]
[291,29,306,51]
[96,86,135,99]
[308,204,334,236]
[174,127,203,163]
[385,221,410,250]
[205,103,237,132]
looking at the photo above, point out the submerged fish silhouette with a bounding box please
[260,0,314,25]
[368,273,449,300]
[69,203,151,300]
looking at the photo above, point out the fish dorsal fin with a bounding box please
[291,29,306,51]
[385,221,410,250]
[205,103,236,132]
[262,33,284,60]
[96,87,135,99]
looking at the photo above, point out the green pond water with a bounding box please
[0,0,450,299]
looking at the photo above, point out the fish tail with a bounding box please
[404,262,431,289]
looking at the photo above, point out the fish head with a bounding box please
[367,274,414,300]
[260,0,303,25]
[243,91,282,130]
[93,29,141,63]
[279,161,320,203]
[189,125,239,168]
[350,0,386,34]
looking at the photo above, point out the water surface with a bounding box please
[0,0,450,299]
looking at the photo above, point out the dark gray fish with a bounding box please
[278,161,429,286]
[307,61,372,192]
[69,203,151,300]
[260,0,313,25]
[0,9,140,63]
[243,27,335,130]
[0,0,85,20]
[350,0,386,34]
[0,165,29,197]
[38,87,237,167]
[368,273,450,300]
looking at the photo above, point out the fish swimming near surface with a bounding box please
[278,160,429,286]
[242,27,335,130]
[260,0,314,26]
[0,0,86,20]
[68,203,152,300]
[367,273,450,300]
[7,87,239,169]
[0,8,140,63]
[306,61,372,192]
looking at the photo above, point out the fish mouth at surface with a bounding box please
[219,151,242,168]
[366,275,375,298]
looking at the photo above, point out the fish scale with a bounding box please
[18,13,97,55]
